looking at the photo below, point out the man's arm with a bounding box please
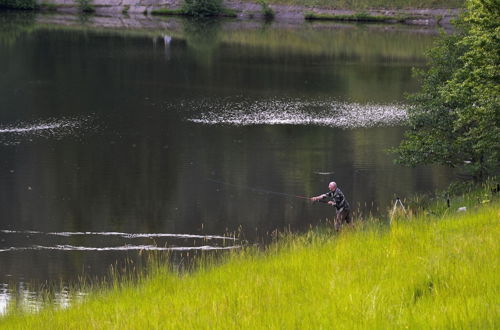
[310,193,335,206]
[310,193,326,202]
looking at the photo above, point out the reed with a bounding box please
[1,181,498,328]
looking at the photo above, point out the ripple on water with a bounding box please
[184,99,408,128]
[0,115,98,145]
[0,245,240,252]
[0,230,239,253]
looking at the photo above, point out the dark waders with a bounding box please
[334,208,351,231]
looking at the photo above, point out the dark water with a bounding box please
[0,12,452,312]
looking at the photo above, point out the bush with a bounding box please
[150,8,185,16]
[40,2,58,10]
[75,0,94,13]
[182,0,223,17]
[0,0,36,10]
[258,0,274,20]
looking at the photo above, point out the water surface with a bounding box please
[0,12,452,312]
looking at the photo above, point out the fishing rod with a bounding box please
[206,178,312,201]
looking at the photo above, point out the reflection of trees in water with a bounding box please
[182,18,222,65]
[0,12,35,46]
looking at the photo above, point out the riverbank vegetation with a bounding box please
[1,0,464,15]
[258,0,464,9]
[394,0,499,181]
[258,0,275,20]
[304,11,410,23]
[1,180,498,328]
[0,0,35,10]
[75,0,94,13]
[151,0,237,17]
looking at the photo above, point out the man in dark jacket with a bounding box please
[310,181,351,231]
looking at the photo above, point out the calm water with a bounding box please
[0,12,452,312]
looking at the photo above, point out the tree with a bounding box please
[394,0,499,181]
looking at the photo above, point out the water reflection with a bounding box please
[0,282,85,315]
[0,12,453,313]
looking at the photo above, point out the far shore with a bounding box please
[28,0,462,27]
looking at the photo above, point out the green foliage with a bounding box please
[2,196,499,328]
[304,11,401,22]
[182,0,224,17]
[75,0,94,13]
[258,0,275,20]
[40,2,58,11]
[394,0,500,181]
[150,7,185,16]
[0,12,35,45]
[252,0,464,10]
[0,0,36,10]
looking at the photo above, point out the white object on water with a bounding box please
[457,206,467,212]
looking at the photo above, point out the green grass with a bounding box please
[304,11,414,23]
[38,2,58,11]
[75,0,94,13]
[150,7,186,16]
[1,181,498,328]
[150,7,237,17]
[248,0,464,10]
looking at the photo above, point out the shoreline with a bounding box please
[1,181,498,327]
[9,0,461,27]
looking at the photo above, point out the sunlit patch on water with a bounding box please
[0,115,98,145]
[185,99,408,128]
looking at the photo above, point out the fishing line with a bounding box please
[207,178,310,200]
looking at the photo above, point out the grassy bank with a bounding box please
[304,11,413,23]
[258,0,464,9]
[1,182,499,328]
[150,7,237,17]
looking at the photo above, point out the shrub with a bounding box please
[182,0,223,17]
[75,0,94,13]
[40,2,58,10]
[258,0,274,20]
[150,8,185,16]
[0,0,36,10]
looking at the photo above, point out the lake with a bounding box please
[0,12,452,313]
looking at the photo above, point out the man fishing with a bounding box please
[310,181,351,231]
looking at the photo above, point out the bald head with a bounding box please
[328,181,337,191]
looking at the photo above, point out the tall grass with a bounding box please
[1,180,498,328]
